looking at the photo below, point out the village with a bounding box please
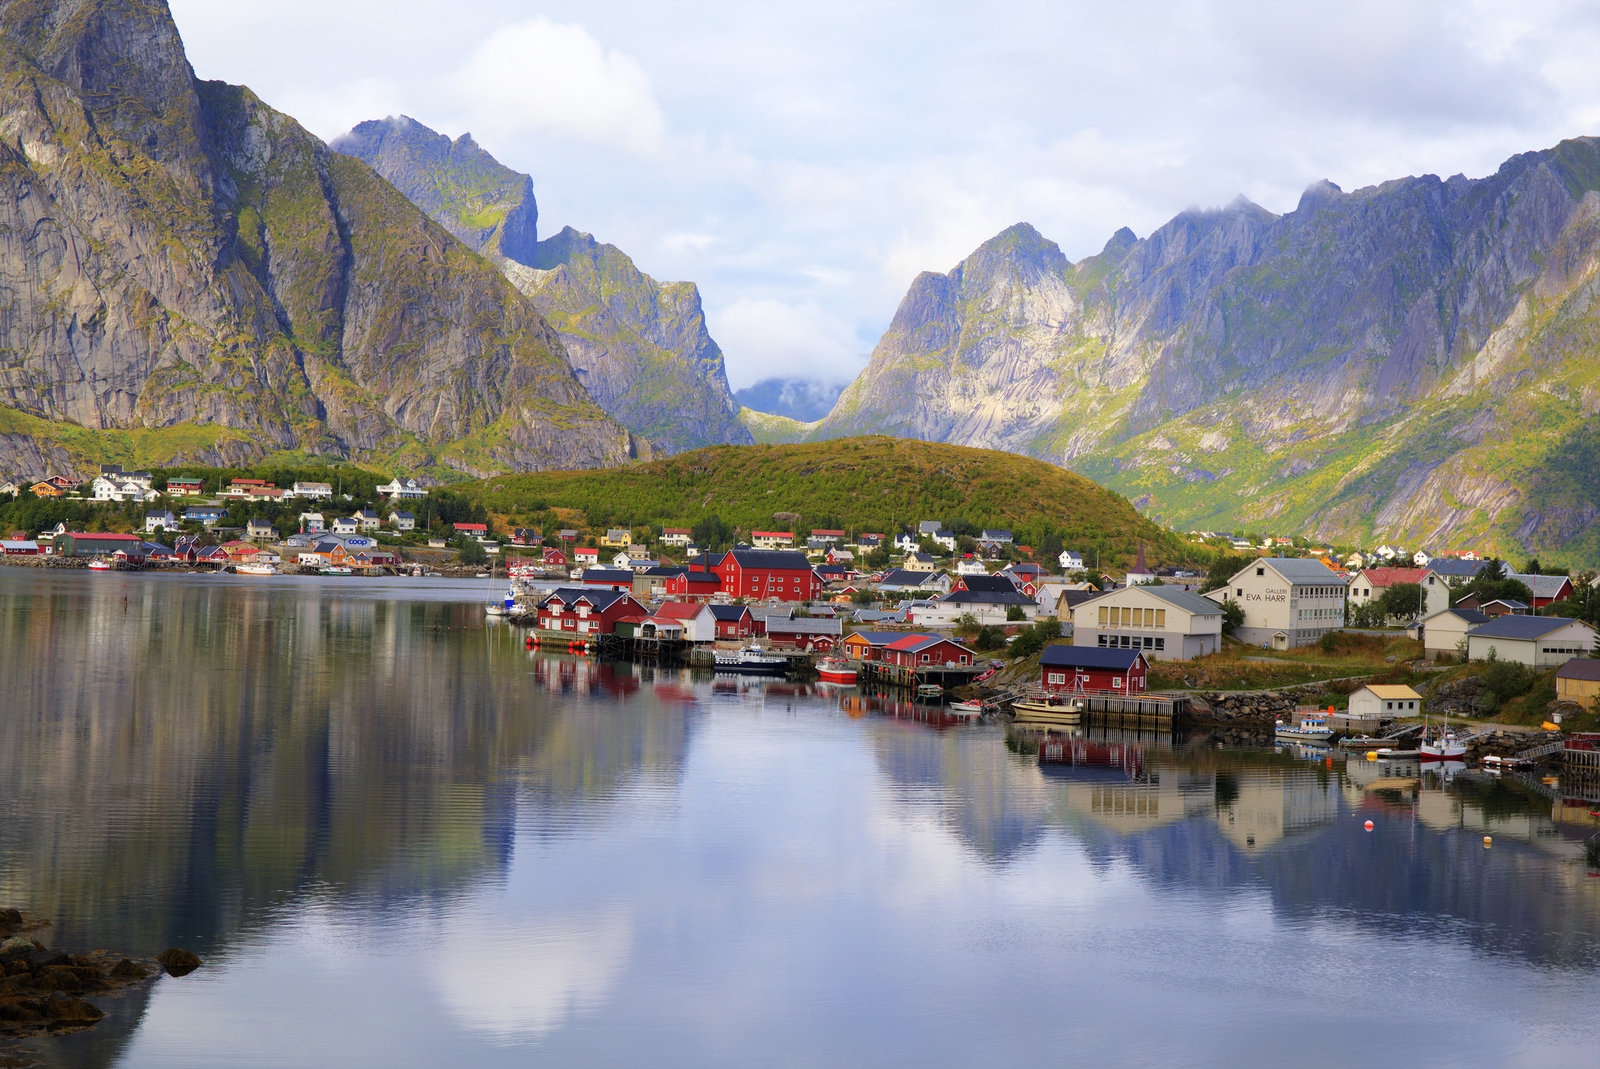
[4,465,1599,797]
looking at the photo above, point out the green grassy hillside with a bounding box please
[468,436,1192,569]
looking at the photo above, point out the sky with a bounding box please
[167,0,1600,391]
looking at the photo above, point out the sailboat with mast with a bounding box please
[1419,708,1468,762]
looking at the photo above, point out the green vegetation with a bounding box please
[467,437,1197,571]
[1147,633,1425,693]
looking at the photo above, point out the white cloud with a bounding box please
[708,298,866,390]
[451,17,665,154]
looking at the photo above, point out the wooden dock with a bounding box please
[855,659,985,692]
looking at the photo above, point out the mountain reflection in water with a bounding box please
[1,569,1596,1069]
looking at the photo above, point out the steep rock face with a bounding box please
[330,116,539,264]
[813,141,1600,562]
[0,0,639,478]
[335,116,750,453]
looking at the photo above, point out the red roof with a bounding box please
[65,532,141,541]
[1360,567,1425,587]
[454,522,488,532]
[653,603,706,620]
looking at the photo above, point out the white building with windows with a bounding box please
[377,477,427,500]
[1071,584,1223,661]
[292,481,333,499]
[1465,616,1598,667]
[1205,558,1346,649]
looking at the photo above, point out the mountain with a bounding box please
[733,377,847,422]
[812,141,1600,564]
[0,0,642,480]
[334,117,750,454]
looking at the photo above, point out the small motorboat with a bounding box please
[947,699,986,719]
[320,565,353,576]
[1011,693,1083,724]
[1275,713,1333,743]
[816,656,857,685]
[713,645,790,676]
[86,557,114,571]
[236,562,277,576]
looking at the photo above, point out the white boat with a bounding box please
[236,562,277,576]
[816,656,857,684]
[1011,693,1083,725]
[320,565,353,575]
[1275,712,1333,743]
[86,558,114,571]
[1419,726,1469,762]
[712,645,789,675]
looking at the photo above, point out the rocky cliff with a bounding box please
[335,116,750,454]
[813,141,1600,563]
[0,0,641,479]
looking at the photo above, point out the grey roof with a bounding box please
[1426,559,1491,579]
[539,587,636,611]
[1080,584,1223,616]
[1556,657,1600,681]
[1508,572,1572,600]
[1040,645,1146,671]
[765,617,843,636]
[980,529,1013,540]
[938,589,1034,606]
[879,569,937,587]
[956,574,1018,594]
[1238,557,1342,585]
[1468,615,1589,641]
[727,548,811,570]
[1425,608,1489,626]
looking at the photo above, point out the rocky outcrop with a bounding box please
[335,116,750,454]
[811,141,1600,562]
[0,0,641,479]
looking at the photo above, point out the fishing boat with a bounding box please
[236,562,278,576]
[947,698,986,719]
[1275,712,1333,743]
[320,565,353,576]
[1419,724,1469,762]
[815,655,857,685]
[712,644,789,676]
[915,682,944,700]
[1010,693,1083,725]
[86,557,114,571]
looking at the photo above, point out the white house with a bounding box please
[1348,684,1423,723]
[389,511,415,531]
[1058,549,1085,572]
[246,519,275,540]
[956,558,988,576]
[1347,567,1449,620]
[1416,607,1488,660]
[377,477,427,500]
[331,517,359,535]
[894,533,918,553]
[931,530,957,552]
[292,481,333,499]
[1071,584,1223,661]
[353,509,381,531]
[144,510,176,533]
[92,476,148,503]
[1466,616,1598,667]
[660,528,692,547]
[1205,557,1345,649]
[299,512,325,533]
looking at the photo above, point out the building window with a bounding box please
[1099,606,1109,626]
[1154,638,1165,651]
[1236,588,1243,598]
[1256,567,1265,576]
[1113,677,1123,688]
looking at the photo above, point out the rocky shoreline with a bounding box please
[0,908,202,1059]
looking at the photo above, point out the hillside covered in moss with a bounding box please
[0,0,640,481]
[470,436,1192,569]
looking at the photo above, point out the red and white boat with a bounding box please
[816,656,857,685]
[1419,714,1469,762]
[86,558,114,571]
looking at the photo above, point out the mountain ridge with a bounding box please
[807,138,1600,564]
[333,115,751,454]
[0,0,642,480]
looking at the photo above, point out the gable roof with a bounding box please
[956,573,1017,593]
[1469,615,1588,641]
[580,568,635,583]
[653,602,708,621]
[1039,644,1147,672]
[765,617,843,636]
[1426,558,1490,579]
[1234,557,1342,585]
[1359,684,1422,700]
[538,587,634,611]
[844,629,916,647]
[727,547,811,570]
[1422,608,1489,626]
[707,604,752,622]
[1507,572,1573,600]
[885,633,971,654]
[1356,566,1425,587]
[1556,657,1600,682]
[1080,584,1223,616]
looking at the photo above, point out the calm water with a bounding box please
[2,568,1599,1068]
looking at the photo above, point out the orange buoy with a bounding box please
[1483,836,1492,848]
[1364,820,1374,831]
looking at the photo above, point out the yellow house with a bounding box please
[1556,658,1600,708]
[600,528,632,548]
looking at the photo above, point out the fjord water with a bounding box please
[2,570,1598,1069]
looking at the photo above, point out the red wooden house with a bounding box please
[542,547,566,566]
[881,634,976,669]
[664,570,721,601]
[838,630,911,661]
[535,588,649,638]
[692,548,822,603]
[1038,645,1148,693]
[707,604,756,639]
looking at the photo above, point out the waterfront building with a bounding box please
[1466,615,1598,667]
[534,588,649,637]
[1347,684,1422,722]
[1417,607,1488,660]
[689,548,823,603]
[1205,557,1345,649]
[1038,645,1149,693]
[1555,658,1600,709]
[55,532,144,557]
[1070,584,1223,661]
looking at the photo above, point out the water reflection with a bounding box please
[2,570,1598,1068]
